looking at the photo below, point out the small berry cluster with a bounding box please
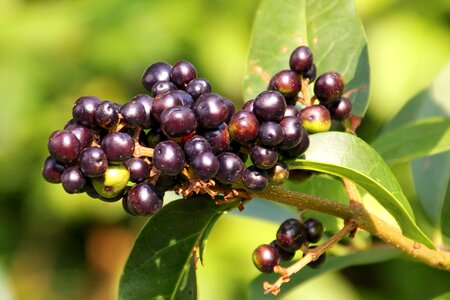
[252,218,325,273]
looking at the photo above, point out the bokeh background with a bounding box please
[0,0,449,299]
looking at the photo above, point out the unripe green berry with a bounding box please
[92,164,130,199]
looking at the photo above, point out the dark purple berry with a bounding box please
[42,156,65,183]
[268,70,301,98]
[314,72,345,103]
[327,97,352,121]
[242,166,268,190]
[221,98,236,123]
[79,147,108,177]
[241,99,255,112]
[153,140,186,175]
[94,101,119,129]
[151,91,185,123]
[280,128,309,158]
[258,121,284,146]
[304,218,324,243]
[61,166,86,194]
[253,90,286,122]
[276,218,307,252]
[194,93,230,129]
[215,152,244,184]
[72,96,102,128]
[160,106,197,138]
[64,123,93,149]
[279,116,303,150]
[151,81,177,97]
[185,78,211,99]
[284,105,298,117]
[228,110,259,145]
[48,130,81,164]
[142,62,172,92]
[252,244,280,273]
[250,145,278,170]
[170,60,197,87]
[270,240,295,261]
[268,162,289,185]
[125,183,163,216]
[288,169,314,182]
[184,135,212,161]
[125,158,150,183]
[191,151,219,180]
[131,94,155,129]
[120,101,146,128]
[101,132,135,163]
[298,105,331,133]
[304,63,317,83]
[202,123,231,154]
[289,46,314,73]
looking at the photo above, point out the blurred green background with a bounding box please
[0,0,449,299]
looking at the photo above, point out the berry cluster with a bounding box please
[252,218,325,273]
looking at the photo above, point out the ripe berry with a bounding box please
[288,169,314,182]
[304,218,324,243]
[276,218,307,252]
[160,106,197,138]
[184,135,212,162]
[280,128,309,158]
[79,147,108,178]
[153,140,186,175]
[48,130,81,164]
[289,46,314,73]
[151,81,177,97]
[92,164,130,199]
[64,123,94,149]
[151,90,188,123]
[279,116,303,150]
[298,105,332,133]
[142,62,172,92]
[221,98,236,123]
[253,90,286,122]
[270,240,295,261]
[72,96,102,128]
[191,151,219,180]
[125,158,151,183]
[215,152,244,184]
[252,244,280,273]
[228,110,259,145]
[304,63,317,83]
[131,94,155,129]
[241,99,255,112]
[202,123,231,154]
[314,72,345,103]
[305,246,327,269]
[170,60,197,87]
[120,101,146,128]
[101,132,135,163]
[94,101,120,129]
[186,78,211,99]
[194,93,230,129]
[42,156,65,183]
[267,162,289,185]
[258,121,284,147]
[61,166,86,194]
[250,145,278,170]
[242,166,268,190]
[327,97,352,121]
[124,183,163,216]
[284,105,298,118]
[268,70,301,98]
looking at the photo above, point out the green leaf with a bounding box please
[433,291,450,300]
[287,132,434,248]
[244,0,370,117]
[248,246,400,299]
[119,197,237,300]
[372,117,450,164]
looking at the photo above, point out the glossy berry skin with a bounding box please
[314,72,345,103]
[215,152,244,184]
[153,140,186,175]
[268,70,301,98]
[152,90,193,122]
[270,240,295,261]
[284,105,298,118]
[184,135,212,162]
[304,63,317,83]
[202,123,231,154]
[305,246,327,269]
[222,98,236,123]
[101,132,135,163]
[288,169,313,182]
[191,151,219,180]
[92,164,130,199]
[64,123,94,149]
[289,46,314,73]
[79,147,108,177]
[42,156,65,183]
[252,244,280,273]
[151,81,177,97]
[298,105,332,133]
[304,218,324,243]
[253,90,286,122]
[241,99,255,112]
[131,94,155,129]
[242,166,268,190]
[280,128,309,158]
[194,93,230,129]
[258,121,284,147]
[61,166,86,194]
[142,62,172,92]
[327,97,352,121]
[125,158,151,183]
[186,78,211,99]
[250,145,278,170]
[94,101,119,129]
[72,96,102,128]
[228,110,259,145]
[268,162,289,185]
[276,218,307,252]
[48,130,81,164]
[170,60,197,87]
[120,101,146,128]
[279,116,303,150]
[125,183,163,216]
[160,106,197,138]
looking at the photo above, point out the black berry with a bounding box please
[142,62,172,92]
[314,72,345,103]
[215,152,244,184]
[304,218,324,243]
[48,130,81,164]
[242,166,268,190]
[101,132,135,163]
[124,183,163,216]
[153,140,186,175]
[253,90,286,122]
[252,244,280,273]
[170,60,197,87]
[289,46,314,73]
[276,218,307,252]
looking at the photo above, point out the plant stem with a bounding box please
[253,185,450,270]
